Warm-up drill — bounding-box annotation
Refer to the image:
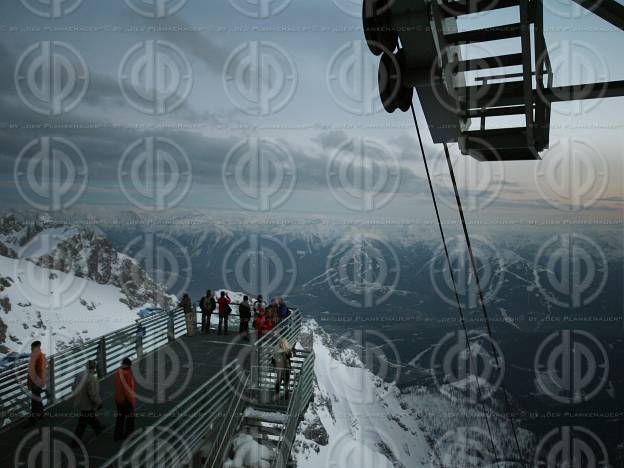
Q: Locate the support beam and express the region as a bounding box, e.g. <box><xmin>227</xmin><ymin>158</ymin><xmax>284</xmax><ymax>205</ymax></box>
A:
<box><xmin>540</xmin><ymin>80</ymin><xmax>624</xmax><ymax>102</ymax></box>
<box><xmin>570</xmin><ymin>0</ymin><xmax>624</xmax><ymax>31</ymax></box>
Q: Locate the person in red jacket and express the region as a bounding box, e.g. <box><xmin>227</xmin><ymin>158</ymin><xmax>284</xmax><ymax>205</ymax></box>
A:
<box><xmin>217</xmin><ymin>291</ymin><xmax>231</xmax><ymax>336</ymax></box>
<box><xmin>254</xmin><ymin>309</ymin><xmax>273</xmax><ymax>338</ymax></box>
<box><xmin>114</xmin><ymin>358</ymin><xmax>136</xmax><ymax>441</ymax></box>
<box><xmin>24</xmin><ymin>340</ymin><xmax>47</xmax><ymax>427</ymax></box>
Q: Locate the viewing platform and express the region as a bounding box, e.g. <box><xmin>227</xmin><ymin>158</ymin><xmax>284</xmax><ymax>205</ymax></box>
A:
<box><xmin>0</xmin><ymin>307</ymin><xmax>314</xmax><ymax>467</ymax></box>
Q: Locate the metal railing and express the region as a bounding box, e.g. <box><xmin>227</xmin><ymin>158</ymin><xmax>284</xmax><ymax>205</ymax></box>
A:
<box><xmin>101</xmin><ymin>360</ymin><xmax>246</xmax><ymax>468</ymax></box>
<box><xmin>0</xmin><ymin>306</ymin><xmax>185</xmax><ymax>428</ymax></box>
<box><xmin>271</xmin><ymin>350</ymin><xmax>315</xmax><ymax>468</ymax></box>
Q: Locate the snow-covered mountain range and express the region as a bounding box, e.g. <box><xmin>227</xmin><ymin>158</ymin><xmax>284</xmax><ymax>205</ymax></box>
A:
<box><xmin>0</xmin><ymin>215</ymin><xmax>175</xmax><ymax>356</ymax></box>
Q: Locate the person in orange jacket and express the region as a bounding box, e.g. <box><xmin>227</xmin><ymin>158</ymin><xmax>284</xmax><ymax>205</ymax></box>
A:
<box><xmin>254</xmin><ymin>309</ymin><xmax>273</xmax><ymax>338</ymax></box>
<box><xmin>24</xmin><ymin>340</ymin><xmax>47</xmax><ymax>427</ymax></box>
<box><xmin>114</xmin><ymin>358</ymin><xmax>136</xmax><ymax>441</ymax></box>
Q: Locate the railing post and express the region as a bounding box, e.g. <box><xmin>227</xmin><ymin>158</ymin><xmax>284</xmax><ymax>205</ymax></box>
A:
<box><xmin>47</xmin><ymin>356</ymin><xmax>55</xmax><ymax>404</ymax></box>
<box><xmin>97</xmin><ymin>337</ymin><xmax>107</xmax><ymax>378</ymax></box>
<box><xmin>167</xmin><ymin>310</ymin><xmax>175</xmax><ymax>342</ymax></box>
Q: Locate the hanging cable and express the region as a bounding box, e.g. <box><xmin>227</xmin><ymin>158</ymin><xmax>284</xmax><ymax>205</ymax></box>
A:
<box><xmin>441</xmin><ymin>142</ymin><xmax>525</xmax><ymax>464</ymax></box>
<box><xmin>409</xmin><ymin>104</ymin><xmax>500</xmax><ymax>464</ymax></box>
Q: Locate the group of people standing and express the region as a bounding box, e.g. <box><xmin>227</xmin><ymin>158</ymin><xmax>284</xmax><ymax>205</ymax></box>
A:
<box><xmin>178</xmin><ymin>291</ymin><xmax>291</xmax><ymax>340</ymax></box>
<box><xmin>23</xmin><ymin>341</ymin><xmax>137</xmax><ymax>446</ymax></box>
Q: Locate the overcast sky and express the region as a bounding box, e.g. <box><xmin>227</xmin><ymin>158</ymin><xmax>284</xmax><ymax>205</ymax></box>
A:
<box><xmin>0</xmin><ymin>0</ymin><xmax>622</xmax><ymax>226</ymax></box>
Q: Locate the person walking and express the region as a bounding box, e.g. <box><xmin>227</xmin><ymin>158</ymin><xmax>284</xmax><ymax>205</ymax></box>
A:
<box><xmin>239</xmin><ymin>295</ymin><xmax>251</xmax><ymax>341</ymax></box>
<box><xmin>217</xmin><ymin>291</ymin><xmax>231</xmax><ymax>336</ymax></box>
<box><xmin>114</xmin><ymin>358</ymin><xmax>136</xmax><ymax>442</ymax></box>
<box><xmin>72</xmin><ymin>360</ymin><xmax>103</xmax><ymax>446</ymax></box>
<box><xmin>200</xmin><ymin>290</ymin><xmax>214</xmax><ymax>334</ymax></box>
<box><xmin>180</xmin><ymin>293</ymin><xmax>195</xmax><ymax>336</ymax></box>
<box><xmin>24</xmin><ymin>340</ymin><xmax>46</xmax><ymax>427</ymax></box>
<box><xmin>272</xmin><ymin>339</ymin><xmax>294</xmax><ymax>400</ymax></box>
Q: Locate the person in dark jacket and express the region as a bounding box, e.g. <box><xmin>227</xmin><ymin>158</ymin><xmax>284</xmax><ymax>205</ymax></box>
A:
<box><xmin>200</xmin><ymin>289</ymin><xmax>214</xmax><ymax>334</ymax></box>
<box><xmin>179</xmin><ymin>293</ymin><xmax>195</xmax><ymax>336</ymax></box>
<box><xmin>277</xmin><ymin>298</ymin><xmax>289</xmax><ymax>323</ymax></box>
<box><xmin>73</xmin><ymin>360</ymin><xmax>103</xmax><ymax>445</ymax></box>
<box><xmin>217</xmin><ymin>291</ymin><xmax>231</xmax><ymax>335</ymax></box>
<box><xmin>114</xmin><ymin>358</ymin><xmax>136</xmax><ymax>441</ymax></box>
<box><xmin>238</xmin><ymin>296</ymin><xmax>251</xmax><ymax>340</ymax></box>
<box><xmin>23</xmin><ymin>340</ymin><xmax>46</xmax><ymax>427</ymax></box>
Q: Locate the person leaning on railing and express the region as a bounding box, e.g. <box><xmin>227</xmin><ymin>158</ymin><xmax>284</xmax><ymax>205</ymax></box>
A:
<box><xmin>238</xmin><ymin>296</ymin><xmax>251</xmax><ymax>341</ymax></box>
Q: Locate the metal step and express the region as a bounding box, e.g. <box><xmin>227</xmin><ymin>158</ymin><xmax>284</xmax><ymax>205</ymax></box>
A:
<box><xmin>466</xmin><ymin>147</ymin><xmax>540</xmax><ymax>161</ymax></box>
<box><xmin>456</xmin><ymin>80</ymin><xmax>525</xmax><ymax>107</ymax></box>
<box><xmin>464</xmin><ymin>105</ymin><xmax>527</xmax><ymax>118</ymax></box>
<box><xmin>440</xmin><ymin>0</ymin><xmax>520</xmax><ymax>17</ymax></box>
<box><xmin>455</xmin><ymin>53</ymin><xmax>523</xmax><ymax>72</ymax></box>
<box><xmin>462</xmin><ymin>127</ymin><xmax>528</xmax><ymax>149</ymax></box>
<box><xmin>445</xmin><ymin>23</ymin><xmax>521</xmax><ymax>44</ymax></box>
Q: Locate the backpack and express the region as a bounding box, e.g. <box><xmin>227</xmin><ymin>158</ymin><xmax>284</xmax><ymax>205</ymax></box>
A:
<box><xmin>209</xmin><ymin>297</ymin><xmax>216</xmax><ymax>311</ymax></box>
<box><xmin>199</xmin><ymin>296</ymin><xmax>206</xmax><ymax>311</ymax></box>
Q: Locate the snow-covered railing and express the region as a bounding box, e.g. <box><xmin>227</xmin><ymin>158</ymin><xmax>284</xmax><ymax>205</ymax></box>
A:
<box><xmin>0</xmin><ymin>306</ymin><xmax>185</xmax><ymax>428</ymax></box>
<box><xmin>271</xmin><ymin>350</ymin><xmax>315</xmax><ymax>468</ymax></box>
<box><xmin>100</xmin><ymin>360</ymin><xmax>247</xmax><ymax>468</ymax></box>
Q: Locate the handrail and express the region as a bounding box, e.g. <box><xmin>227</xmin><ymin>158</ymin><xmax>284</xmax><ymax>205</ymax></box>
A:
<box><xmin>0</xmin><ymin>306</ymin><xmax>184</xmax><ymax>429</ymax></box>
<box><xmin>101</xmin><ymin>360</ymin><xmax>243</xmax><ymax>468</ymax></box>
<box><xmin>270</xmin><ymin>350</ymin><xmax>315</xmax><ymax>468</ymax></box>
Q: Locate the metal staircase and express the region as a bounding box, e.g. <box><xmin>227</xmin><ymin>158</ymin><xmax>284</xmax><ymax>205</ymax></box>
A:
<box><xmin>364</xmin><ymin>0</ymin><xmax>624</xmax><ymax>162</ymax></box>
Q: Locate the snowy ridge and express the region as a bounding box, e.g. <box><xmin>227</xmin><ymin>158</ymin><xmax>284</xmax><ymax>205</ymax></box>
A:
<box><xmin>293</xmin><ymin>320</ymin><xmax>535</xmax><ymax>467</ymax></box>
